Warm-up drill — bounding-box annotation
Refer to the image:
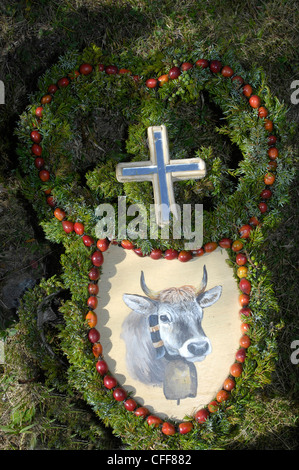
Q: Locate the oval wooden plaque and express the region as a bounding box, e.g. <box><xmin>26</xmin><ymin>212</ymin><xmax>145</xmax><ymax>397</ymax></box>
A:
<box><xmin>95</xmin><ymin>245</ymin><xmax>240</xmax><ymax>421</ymax></box>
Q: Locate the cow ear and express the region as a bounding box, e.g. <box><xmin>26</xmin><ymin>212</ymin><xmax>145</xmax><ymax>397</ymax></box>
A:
<box><xmin>122</xmin><ymin>294</ymin><xmax>156</xmax><ymax>315</ymax></box>
<box><xmin>196</xmin><ymin>286</ymin><xmax>222</xmax><ymax>308</ymax></box>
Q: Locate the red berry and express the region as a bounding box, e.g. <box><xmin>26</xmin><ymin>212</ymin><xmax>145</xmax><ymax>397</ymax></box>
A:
<box><xmin>204</xmin><ymin>241</ymin><xmax>218</xmax><ymax>252</ymax></box>
<box><xmin>230</xmin><ymin>362</ymin><xmax>243</xmax><ymax>377</ymax></box>
<box><xmin>241</xmin><ymin>322</ymin><xmax>250</xmax><ymax>333</ymax></box>
<box><xmin>32</xmin><ymin>144</ymin><xmax>42</xmax><ymax>156</ymax></box>
<box><xmin>34</xmin><ymin>157</ymin><xmax>44</xmax><ymax>169</ymax></box>
<box><xmin>30</xmin><ymin>130</ymin><xmax>42</xmax><ymax>143</ymax></box>
<box><xmin>239</xmin><ymin>293</ymin><xmax>250</xmax><ymax>307</ymax></box>
<box><xmin>231</xmin><ymin>75</ymin><xmax>244</xmax><ymax>86</ymax></box>
<box><xmin>239</xmin><ymin>224</ymin><xmax>252</xmax><ymax>239</ymax></box>
<box><xmin>264</xmin><ymin>119</ymin><xmax>273</xmax><ymax>132</ymax></box>
<box><xmin>88</xmin><ymin>283</ymin><xmax>99</xmax><ymax>295</ymax></box>
<box><xmin>150</xmin><ymin>248</ymin><xmax>163</xmax><ymax>260</ymax></box>
<box><xmin>133</xmin><ymin>248</ymin><xmax>146</xmax><ymax>257</ymax></box>
<box><xmin>147</xmin><ymin>415</ymin><xmax>162</xmax><ymax>428</ymax></box>
<box><xmin>260</xmin><ymin>189</ymin><xmax>272</xmax><ymax>199</ymax></box>
<box><xmin>74</xmin><ymin>222</ymin><xmax>85</xmax><ymax>235</ymax></box>
<box><xmin>221</xmin><ymin>65</ymin><xmax>234</xmax><ymax>77</ymax></box>
<box><xmin>195</xmin><ymin>408</ymin><xmax>209</xmax><ymax>423</ymax></box>
<box><xmin>119</xmin><ymin>68</ymin><xmax>131</xmax><ymax>75</ymax></box>
<box><xmin>62</xmin><ymin>220</ymin><xmax>74</xmax><ymax>233</ymax></box>
<box><xmin>178</xmin><ymin>422</ymin><xmax>193</xmax><ymax>434</ymax></box>
<box><xmin>87</xmin><ymin>296</ymin><xmax>98</xmax><ymax>310</ymax></box>
<box><xmin>47</xmin><ymin>84</ymin><xmax>58</xmax><ymax>94</ymax></box>
<box><xmin>124</xmin><ymin>398</ymin><xmax>137</xmax><ymax>411</ymax></box>
<box><xmin>68</xmin><ymin>70</ymin><xmax>80</xmax><ymax>80</ymax></box>
<box><xmin>264</xmin><ymin>173</ymin><xmax>276</xmax><ymax>185</ymax></box>
<box><xmin>86</xmin><ymin>311</ymin><xmax>97</xmax><ymax>329</ymax></box>
<box><xmin>164</xmin><ymin>248</ymin><xmax>178</xmax><ymax>260</ymax></box>
<box><xmin>57</xmin><ymin>77</ymin><xmax>70</xmax><ymax>88</ymax></box>
<box><xmin>249</xmin><ymin>216</ymin><xmax>260</xmax><ymax>227</ymax></box>
<box><xmin>79</xmin><ymin>63</ymin><xmax>93</xmax><ymax>75</ymax></box>
<box><xmin>92</xmin><ymin>342</ymin><xmax>103</xmax><ymax>358</ymax></box>
<box><xmin>191</xmin><ymin>248</ymin><xmax>204</xmax><ymax>257</ymax></box>
<box><xmin>96</xmin><ymin>238</ymin><xmax>109</xmax><ymax>252</ymax></box>
<box><xmin>210</xmin><ymin>60</ymin><xmax>222</xmax><ymax>73</ymax></box>
<box><xmin>82</xmin><ymin>235</ymin><xmax>94</xmax><ymax>246</ymax></box>
<box><xmin>195</xmin><ymin>59</ymin><xmax>209</xmax><ymax>68</ymax></box>
<box><xmin>98</xmin><ymin>64</ymin><xmax>105</xmax><ymax>72</ymax></box>
<box><xmin>239</xmin><ymin>278</ymin><xmax>251</xmax><ymax>294</ymax></box>
<box><xmin>235</xmin><ymin>348</ymin><xmax>247</xmax><ymax>363</ymax></box>
<box><xmin>121</xmin><ymin>239</ymin><xmax>134</xmax><ymax>249</ymax></box>
<box><xmin>178</xmin><ymin>250</ymin><xmax>192</xmax><ymax>262</ymax></box>
<box><xmin>258</xmin><ymin>106</ymin><xmax>268</xmax><ymax>118</ymax></box>
<box><xmin>267</xmin><ymin>135</ymin><xmax>277</xmax><ymax>146</ymax></box>
<box><xmin>181</xmin><ymin>62</ymin><xmax>193</xmax><ymax>71</ymax></box>
<box><xmin>96</xmin><ymin>359</ymin><xmax>108</xmax><ymax>375</ymax></box>
<box><xmin>35</xmin><ymin>106</ymin><xmax>43</xmax><ymax>117</ymax></box>
<box><xmin>158</xmin><ymin>74</ymin><xmax>169</xmax><ymax>86</ymax></box>
<box><xmin>231</xmin><ymin>240</ymin><xmax>243</xmax><ymax>252</ymax></box>
<box><xmin>103</xmin><ymin>375</ymin><xmax>117</xmax><ymax>389</ymax></box>
<box><xmin>267</xmin><ymin>147</ymin><xmax>279</xmax><ymax>160</ymax></box>
<box><xmin>236</xmin><ymin>253</ymin><xmax>247</xmax><ymax>266</ymax></box>
<box><xmin>88</xmin><ymin>328</ymin><xmax>100</xmax><ymax>344</ymax></box>
<box><xmin>268</xmin><ymin>160</ymin><xmax>277</xmax><ymax>171</ymax></box>
<box><xmin>239</xmin><ymin>307</ymin><xmax>251</xmax><ymax>318</ymax></box>
<box><xmin>91</xmin><ymin>251</ymin><xmax>104</xmax><ymax>267</ymax></box>
<box><xmin>223</xmin><ymin>377</ymin><xmax>235</xmax><ymax>391</ymax></box>
<box><xmin>105</xmin><ymin>65</ymin><xmax>118</xmax><ymax>75</ymax></box>
<box><xmin>162</xmin><ymin>422</ymin><xmax>176</xmax><ymax>435</ymax></box>
<box><xmin>242</xmin><ymin>84</ymin><xmax>252</xmax><ymax>97</ymax></box>
<box><xmin>169</xmin><ymin>66</ymin><xmax>181</xmax><ymax>79</ymax></box>
<box><xmin>88</xmin><ymin>267</ymin><xmax>100</xmax><ymax>281</ymax></box>
<box><xmin>134</xmin><ymin>407</ymin><xmax>149</xmax><ymax>418</ymax></box>
<box><xmin>39</xmin><ymin>169</ymin><xmax>50</xmax><ymax>182</ymax></box>
<box><xmin>208</xmin><ymin>401</ymin><xmax>219</xmax><ymax>413</ymax></box>
<box><xmin>46</xmin><ymin>196</ymin><xmax>55</xmax><ymax>207</ymax></box>
<box><xmin>240</xmin><ymin>335</ymin><xmax>251</xmax><ymax>348</ymax></box>
<box><xmin>146</xmin><ymin>78</ymin><xmax>158</xmax><ymax>88</ymax></box>
<box><xmin>54</xmin><ymin>208</ymin><xmax>66</xmax><ymax>221</ymax></box>
<box><xmin>249</xmin><ymin>95</ymin><xmax>261</xmax><ymax>108</ymax></box>
<box><xmin>216</xmin><ymin>389</ymin><xmax>229</xmax><ymax>402</ymax></box>
<box><xmin>259</xmin><ymin>202</ymin><xmax>268</xmax><ymax>213</ymax></box>
<box><xmin>41</xmin><ymin>94</ymin><xmax>52</xmax><ymax>105</ymax></box>
<box><xmin>218</xmin><ymin>238</ymin><xmax>232</xmax><ymax>249</ymax></box>
<box><xmin>113</xmin><ymin>387</ymin><xmax>127</xmax><ymax>401</ymax></box>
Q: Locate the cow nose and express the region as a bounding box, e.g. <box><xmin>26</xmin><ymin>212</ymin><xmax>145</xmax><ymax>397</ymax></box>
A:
<box><xmin>187</xmin><ymin>341</ymin><xmax>209</xmax><ymax>357</ymax></box>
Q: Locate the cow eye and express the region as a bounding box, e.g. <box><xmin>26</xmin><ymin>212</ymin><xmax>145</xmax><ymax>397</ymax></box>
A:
<box><xmin>160</xmin><ymin>314</ymin><xmax>171</xmax><ymax>323</ymax></box>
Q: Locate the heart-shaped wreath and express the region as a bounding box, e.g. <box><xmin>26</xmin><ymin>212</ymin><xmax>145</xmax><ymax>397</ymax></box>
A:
<box><xmin>15</xmin><ymin>44</ymin><xmax>295</xmax><ymax>449</ymax></box>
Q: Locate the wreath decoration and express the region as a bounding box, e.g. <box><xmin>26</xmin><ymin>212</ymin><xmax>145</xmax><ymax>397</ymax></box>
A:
<box><xmin>15</xmin><ymin>44</ymin><xmax>295</xmax><ymax>449</ymax></box>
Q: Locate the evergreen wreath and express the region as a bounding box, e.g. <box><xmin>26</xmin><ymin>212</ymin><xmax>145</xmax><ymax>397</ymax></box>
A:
<box><xmin>15</xmin><ymin>43</ymin><xmax>295</xmax><ymax>449</ymax></box>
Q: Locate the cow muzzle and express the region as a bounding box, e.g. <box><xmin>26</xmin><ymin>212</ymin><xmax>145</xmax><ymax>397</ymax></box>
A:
<box><xmin>178</xmin><ymin>338</ymin><xmax>212</xmax><ymax>362</ymax></box>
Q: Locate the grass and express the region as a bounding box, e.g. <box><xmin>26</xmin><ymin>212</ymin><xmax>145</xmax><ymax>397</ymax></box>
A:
<box><xmin>0</xmin><ymin>0</ymin><xmax>298</xmax><ymax>450</ymax></box>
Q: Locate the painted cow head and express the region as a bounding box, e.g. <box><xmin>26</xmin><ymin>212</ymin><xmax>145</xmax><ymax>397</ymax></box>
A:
<box><xmin>122</xmin><ymin>266</ymin><xmax>222</xmax><ymax>363</ymax></box>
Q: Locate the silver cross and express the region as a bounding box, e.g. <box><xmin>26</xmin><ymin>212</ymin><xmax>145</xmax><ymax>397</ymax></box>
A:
<box><xmin>116</xmin><ymin>125</ymin><xmax>206</xmax><ymax>227</ymax></box>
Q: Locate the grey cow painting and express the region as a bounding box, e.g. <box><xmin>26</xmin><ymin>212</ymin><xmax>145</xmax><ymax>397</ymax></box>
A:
<box><xmin>121</xmin><ymin>266</ymin><xmax>222</xmax><ymax>404</ymax></box>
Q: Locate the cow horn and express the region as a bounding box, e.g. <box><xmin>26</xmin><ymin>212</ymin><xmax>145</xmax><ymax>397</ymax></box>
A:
<box><xmin>196</xmin><ymin>265</ymin><xmax>208</xmax><ymax>295</ymax></box>
<box><xmin>140</xmin><ymin>271</ymin><xmax>160</xmax><ymax>299</ymax></box>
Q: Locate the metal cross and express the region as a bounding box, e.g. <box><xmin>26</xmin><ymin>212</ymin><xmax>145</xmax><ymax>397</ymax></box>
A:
<box><xmin>116</xmin><ymin>125</ymin><xmax>206</xmax><ymax>227</ymax></box>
